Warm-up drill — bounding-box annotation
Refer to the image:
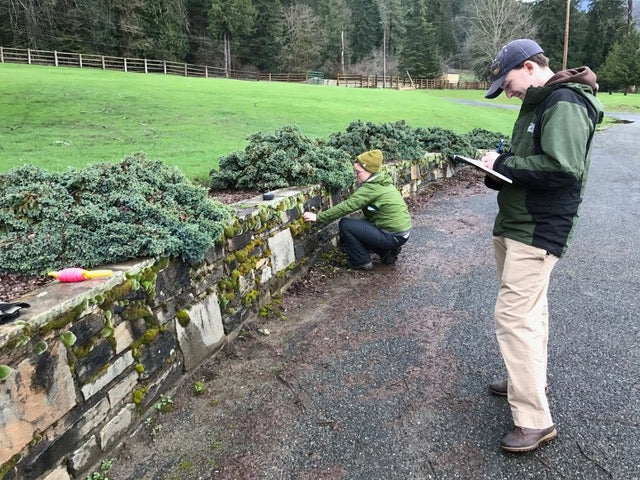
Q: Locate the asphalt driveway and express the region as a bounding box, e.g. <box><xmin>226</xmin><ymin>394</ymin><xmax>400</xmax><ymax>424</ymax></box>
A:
<box><xmin>109</xmin><ymin>112</ymin><xmax>640</xmax><ymax>480</ymax></box>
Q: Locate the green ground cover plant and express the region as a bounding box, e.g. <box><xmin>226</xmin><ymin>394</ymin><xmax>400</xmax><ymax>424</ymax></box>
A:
<box><xmin>0</xmin><ymin>154</ymin><xmax>233</xmax><ymax>274</ymax></box>
<box><xmin>210</xmin><ymin>125</ymin><xmax>355</xmax><ymax>192</ymax></box>
<box><xmin>210</xmin><ymin>121</ymin><xmax>507</xmax><ymax>192</ymax></box>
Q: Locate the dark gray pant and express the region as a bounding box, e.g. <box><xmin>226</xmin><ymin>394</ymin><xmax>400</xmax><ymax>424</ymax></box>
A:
<box><xmin>338</xmin><ymin>217</ymin><xmax>407</xmax><ymax>267</ymax></box>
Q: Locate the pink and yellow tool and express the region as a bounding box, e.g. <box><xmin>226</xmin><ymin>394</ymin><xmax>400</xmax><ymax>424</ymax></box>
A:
<box><xmin>48</xmin><ymin>268</ymin><xmax>113</xmax><ymax>283</ymax></box>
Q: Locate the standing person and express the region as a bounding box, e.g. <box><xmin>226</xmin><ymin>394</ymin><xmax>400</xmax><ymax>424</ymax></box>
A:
<box><xmin>303</xmin><ymin>149</ymin><xmax>411</xmax><ymax>270</ymax></box>
<box><xmin>480</xmin><ymin>39</ymin><xmax>604</xmax><ymax>452</ymax></box>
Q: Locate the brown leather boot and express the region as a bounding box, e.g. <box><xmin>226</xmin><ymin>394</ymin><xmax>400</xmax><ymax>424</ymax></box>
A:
<box><xmin>500</xmin><ymin>426</ymin><xmax>557</xmax><ymax>452</ymax></box>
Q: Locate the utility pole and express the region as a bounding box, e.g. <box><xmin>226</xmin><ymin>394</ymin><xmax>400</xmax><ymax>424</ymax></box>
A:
<box><xmin>563</xmin><ymin>0</ymin><xmax>570</xmax><ymax>70</ymax></box>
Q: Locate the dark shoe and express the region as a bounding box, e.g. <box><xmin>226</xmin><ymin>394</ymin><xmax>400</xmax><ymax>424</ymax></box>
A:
<box><xmin>381</xmin><ymin>247</ymin><xmax>402</xmax><ymax>265</ymax></box>
<box><xmin>0</xmin><ymin>302</ymin><xmax>30</xmax><ymax>325</ymax></box>
<box><xmin>489</xmin><ymin>379</ymin><xmax>508</xmax><ymax>397</ymax></box>
<box><xmin>500</xmin><ymin>426</ymin><xmax>557</xmax><ymax>452</ymax></box>
<box><xmin>352</xmin><ymin>261</ymin><xmax>373</xmax><ymax>271</ymax></box>
<box><xmin>489</xmin><ymin>379</ymin><xmax>549</xmax><ymax>397</ymax></box>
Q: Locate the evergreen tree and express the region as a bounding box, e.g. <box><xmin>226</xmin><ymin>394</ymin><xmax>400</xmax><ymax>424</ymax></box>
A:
<box><xmin>449</xmin><ymin>0</ymin><xmax>472</xmax><ymax>70</ymax></box>
<box><xmin>374</xmin><ymin>0</ymin><xmax>405</xmax><ymax>77</ymax></box>
<box><xmin>114</xmin><ymin>0</ymin><xmax>149</xmax><ymax>57</ymax></box>
<box><xmin>425</xmin><ymin>0</ymin><xmax>456</xmax><ymax>62</ymax></box>
<box><xmin>0</xmin><ymin>0</ymin><xmax>636</xmax><ymax>77</ymax></box>
<box><xmin>239</xmin><ymin>0</ymin><xmax>285</xmax><ymax>71</ymax></box>
<box><xmin>35</xmin><ymin>0</ymin><xmax>119</xmax><ymax>54</ymax></box>
<box><xmin>346</xmin><ymin>0</ymin><xmax>383</xmax><ymax>63</ymax></box>
<box><xmin>565</xmin><ymin>7</ymin><xmax>590</xmax><ymax>68</ymax></box>
<box><xmin>378</xmin><ymin>0</ymin><xmax>405</xmax><ymax>57</ymax></box>
<box><xmin>208</xmin><ymin>0</ymin><xmax>257</xmax><ymax>75</ymax></box>
<box><xmin>185</xmin><ymin>0</ymin><xmax>217</xmax><ymax>64</ymax></box>
<box><xmin>533</xmin><ymin>0</ymin><xmax>586</xmax><ymax>70</ymax></box>
<box><xmin>585</xmin><ymin>0</ymin><xmax>627</xmax><ymax>70</ymax></box>
<box><xmin>315</xmin><ymin>0</ymin><xmax>352</xmax><ymax>73</ymax></box>
<box><xmin>398</xmin><ymin>0</ymin><xmax>441</xmax><ymax>78</ymax></box>
<box><xmin>598</xmin><ymin>29</ymin><xmax>640</xmax><ymax>93</ymax></box>
<box><xmin>73</xmin><ymin>0</ymin><xmax>121</xmax><ymax>55</ymax></box>
<box><xmin>140</xmin><ymin>0</ymin><xmax>189</xmax><ymax>61</ymax></box>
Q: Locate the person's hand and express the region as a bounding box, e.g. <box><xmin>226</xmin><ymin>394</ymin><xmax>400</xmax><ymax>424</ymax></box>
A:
<box><xmin>481</xmin><ymin>151</ymin><xmax>500</xmax><ymax>169</ymax></box>
<box><xmin>303</xmin><ymin>212</ymin><xmax>317</xmax><ymax>222</ymax></box>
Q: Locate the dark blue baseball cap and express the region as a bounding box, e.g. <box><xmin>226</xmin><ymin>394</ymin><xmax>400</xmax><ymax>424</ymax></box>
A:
<box><xmin>485</xmin><ymin>39</ymin><xmax>544</xmax><ymax>99</ymax></box>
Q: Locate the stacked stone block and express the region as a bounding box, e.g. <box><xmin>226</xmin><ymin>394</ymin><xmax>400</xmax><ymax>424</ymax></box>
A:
<box><xmin>0</xmin><ymin>154</ymin><xmax>459</xmax><ymax>479</ymax></box>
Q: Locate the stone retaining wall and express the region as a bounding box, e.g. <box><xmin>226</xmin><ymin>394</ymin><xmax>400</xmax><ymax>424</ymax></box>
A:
<box><xmin>0</xmin><ymin>154</ymin><xmax>462</xmax><ymax>479</ymax></box>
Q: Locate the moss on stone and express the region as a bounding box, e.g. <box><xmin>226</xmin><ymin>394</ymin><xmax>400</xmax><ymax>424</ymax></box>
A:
<box><xmin>84</xmin><ymin>362</ymin><xmax>111</xmax><ymax>385</ymax></box>
<box><xmin>0</xmin><ymin>454</ymin><xmax>22</xmax><ymax>479</ymax></box>
<box><xmin>243</xmin><ymin>289</ymin><xmax>259</xmax><ymax>306</ymax></box>
<box><xmin>73</xmin><ymin>339</ymin><xmax>95</xmax><ymax>359</ymax></box>
<box><xmin>121</xmin><ymin>301</ymin><xmax>154</xmax><ymax>323</ymax></box>
<box><xmin>100</xmin><ymin>280</ymin><xmax>134</xmax><ymax>310</ymax></box>
<box><xmin>133</xmin><ymin>385</ymin><xmax>149</xmax><ymax>405</ymax></box>
<box><xmin>176</xmin><ymin>309</ymin><xmax>191</xmax><ymax>328</ymax></box>
<box><xmin>153</xmin><ymin>257</ymin><xmax>170</xmax><ymax>272</ymax></box>
<box><xmin>41</xmin><ymin>299</ymin><xmax>89</xmax><ymax>335</ymax></box>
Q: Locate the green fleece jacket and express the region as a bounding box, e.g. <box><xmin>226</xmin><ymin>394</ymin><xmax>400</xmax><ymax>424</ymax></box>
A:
<box><xmin>317</xmin><ymin>171</ymin><xmax>412</xmax><ymax>233</ymax></box>
<box><xmin>489</xmin><ymin>67</ymin><xmax>604</xmax><ymax>257</ymax></box>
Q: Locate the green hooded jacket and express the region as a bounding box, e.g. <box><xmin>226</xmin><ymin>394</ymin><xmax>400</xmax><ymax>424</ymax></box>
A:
<box><xmin>317</xmin><ymin>170</ymin><xmax>412</xmax><ymax>233</ymax></box>
<box><xmin>490</xmin><ymin>67</ymin><xmax>604</xmax><ymax>257</ymax></box>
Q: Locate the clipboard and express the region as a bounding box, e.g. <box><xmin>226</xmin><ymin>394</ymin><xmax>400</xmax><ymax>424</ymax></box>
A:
<box><xmin>453</xmin><ymin>155</ymin><xmax>513</xmax><ymax>184</ymax></box>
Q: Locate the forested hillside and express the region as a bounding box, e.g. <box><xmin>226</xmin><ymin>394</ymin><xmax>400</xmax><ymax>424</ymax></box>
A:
<box><xmin>1</xmin><ymin>0</ymin><xmax>638</xmax><ymax>90</ymax></box>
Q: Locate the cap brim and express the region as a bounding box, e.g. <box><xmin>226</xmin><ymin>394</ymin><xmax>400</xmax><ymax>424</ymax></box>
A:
<box><xmin>485</xmin><ymin>75</ymin><xmax>506</xmax><ymax>99</ymax></box>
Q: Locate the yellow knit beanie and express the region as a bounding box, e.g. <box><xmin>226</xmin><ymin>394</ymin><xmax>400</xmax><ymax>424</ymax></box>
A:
<box><xmin>356</xmin><ymin>149</ymin><xmax>383</xmax><ymax>173</ymax></box>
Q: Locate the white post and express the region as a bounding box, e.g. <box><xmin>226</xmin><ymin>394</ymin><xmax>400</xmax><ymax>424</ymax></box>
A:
<box><xmin>341</xmin><ymin>30</ymin><xmax>345</xmax><ymax>76</ymax></box>
<box><xmin>382</xmin><ymin>28</ymin><xmax>386</xmax><ymax>89</ymax></box>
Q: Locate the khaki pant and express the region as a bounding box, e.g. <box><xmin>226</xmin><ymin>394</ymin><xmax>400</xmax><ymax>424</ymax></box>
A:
<box><xmin>493</xmin><ymin>236</ymin><xmax>558</xmax><ymax>429</ymax></box>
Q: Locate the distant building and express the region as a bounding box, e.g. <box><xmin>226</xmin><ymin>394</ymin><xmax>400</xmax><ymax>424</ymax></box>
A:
<box><xmin>443</xmin><ymin>73</ymin><xmax>459</xmax><ymax>87</ymax></box>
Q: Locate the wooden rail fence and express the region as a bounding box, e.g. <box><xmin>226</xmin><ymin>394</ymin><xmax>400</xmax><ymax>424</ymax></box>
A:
<box><xmin>0</xmin><ymin>46</ymin><xmax>489</xmax><ymax>90</ymax></box>
<box><xmin>0</xmin><ymin>46</ymin><xmax>312</xmax><ymax>83</ymax></box>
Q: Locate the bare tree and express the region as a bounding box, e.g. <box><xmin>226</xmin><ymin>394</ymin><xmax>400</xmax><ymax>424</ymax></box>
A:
<box><xmin>6</xmin><ymin>0</ymin><xmax>57</xmax><ymax>48</ymax></box>
<box><xmin>465</xmin><ymin>0</ymin><xmax>537</xmax><ymax>78</ymax></box>
<box><xmin>279</xmin><ymin>2</ymin><xmax>323</xmax><ymax>71</ymax></box>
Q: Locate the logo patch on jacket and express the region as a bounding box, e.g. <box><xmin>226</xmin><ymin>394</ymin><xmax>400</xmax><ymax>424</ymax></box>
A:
<box><xmin>527</xmin><ymin>122</ymin><xmax>535</xmax><ymax>133</ymax></box>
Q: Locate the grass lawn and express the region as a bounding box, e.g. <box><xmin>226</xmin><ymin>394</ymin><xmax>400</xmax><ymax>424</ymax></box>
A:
<box><xmin>1</xmin><ymin>63</ymin><xmax>636</xmax><ymax>182</ymax></box>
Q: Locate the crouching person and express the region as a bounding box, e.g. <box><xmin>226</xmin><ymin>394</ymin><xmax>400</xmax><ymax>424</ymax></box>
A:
<box><xmin>303</xmin><ymin>149</ymin><xmax>411</xmax><ymax>271</ymax></box>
